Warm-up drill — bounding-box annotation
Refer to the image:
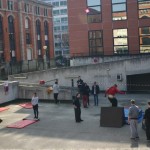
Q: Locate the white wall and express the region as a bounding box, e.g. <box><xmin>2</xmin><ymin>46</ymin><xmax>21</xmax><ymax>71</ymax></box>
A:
<box><xmin>0</xmin><ymin>81</ymin><xmax>19</xmax><ymax>104</ymax></box>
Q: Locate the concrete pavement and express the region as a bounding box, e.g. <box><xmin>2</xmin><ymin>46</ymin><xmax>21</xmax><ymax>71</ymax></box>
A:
<box><xmin>0</xmin><ymin>93</ymin><xmax>150</xmax><ymax>150</ymax></box>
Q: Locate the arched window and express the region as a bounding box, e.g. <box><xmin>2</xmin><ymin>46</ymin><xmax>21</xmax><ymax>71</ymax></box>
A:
<box><xmin>25</xmin><ymin>17</ymin><xmax>29</xmax><ymax>29</ymax></box>
<box><xmin>36</xmin><ymin>20</ymin><xmax>41</xmax><ymax>34</ymax></box>
<box><xmin>44</xmin><ymin>21</ymin><xmax>48</xmax><ymax>35</ymax></box>
<box><xmin>36</xmin><ymin>20</ymin><xmax>41</xmax><ymax>57</ymax></box>
<box><xmin>8</xmin><ymin>16</ymin><xmax>16</xmax><ymax>59</ymax></box>
<box><xmin>8</xmin><ymin>16</ymin><xmax>14</xmax><ymax>33</ymax></box>
<box><xmin>0</xmin><ymin>15</ymin><xmax>4</xmax><ymax>62</ymax></box>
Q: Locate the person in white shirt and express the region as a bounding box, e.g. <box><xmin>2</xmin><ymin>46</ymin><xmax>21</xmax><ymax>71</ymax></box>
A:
<box><xmin>3</xmin><ymin>81</ymin><xmax>9</xmax><ymax>95</ymax></box>
<box><xmin>31</xmin><ymin>93</ymin><xmax>39</xmax><ymax>119</ymax></box>
<box><xmin>53</xmin><ymin>81</ymin><xmax>60</xmax><ymax>104</ymax></box>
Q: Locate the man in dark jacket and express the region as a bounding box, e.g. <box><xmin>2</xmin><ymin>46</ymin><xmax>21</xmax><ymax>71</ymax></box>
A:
<box><xmin>77</xmin><ymin>76</ymin><xmax>83</xmax><ymax>93</ymax></box>
<box><xmin>73</xmin><ymin>93</ymin><xmax>83</xmax><ymax>123</ymax></box>
<box><xmin>92</xmin><ymin>82</ymin><xmax>100</xmax><ymax>106</ymax></box>
<box><xmin>144</xmin><ymin>102</ymin><xmax>150</xmax><ymax>141</ymax></box>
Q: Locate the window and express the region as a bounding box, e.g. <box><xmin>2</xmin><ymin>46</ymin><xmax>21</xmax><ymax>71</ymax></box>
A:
<box><xmin>54</xmin><ymin>26</ymin><xmax>61</xmax><ymax>32</ymax></box>
<box><xmin>60</xmin><ymin>9</ymin><xmax>67</xmax><ymax>15</ymax></box>
<box><xmin>60</xmin><ymin>1</ymin><xmax>67</xmax><ymax>6</ymax></box>
<box><xmin>26</xmin><ymin>33</ymin><xmax>31</xmax><ymax>44</ymax></box>
<box><xmin>138</xmin><ymin>0</ymin><xmax>150</xmax><ymax>18</ymax></box>
<box><xmin>62</xmin><ymin>33</ymin><xmax>69</xmax><ymax>48</ymax></box>
<box><xmin>61</xmin><ymin>17</ymin><xmax>68</xmax><ymax>23</ymax></box>
<box><xmin>25</xmin><ymin>18</ymin><xmax>29</xmax><ymax>29</ymax></box>
<box><xmin>139</xmin><ymin>27</ymin><xmax>150</xmax><ymax>53</ymax></box>
<box><xmin>53</xmin><ymin>10</ymin><xmax>59</xmax><ymax>15</ymax></box>
<box><xmin>24</xmin><ymin>3</ymin><xmax>29</xmax><ymax>13</ymax></box>
<box><xmin>35</xmin><ymin>6</ymin><xmax>40</xmax><ymax>15</ymax></box>
<box><xmin>54</xmin><ymin>34</ymin><xmax>61</xmax><ymax>41</ymax></box>
<box><xmin>0</xmin><ymin>0</ymin><xmax>2</xmax><ymax>8</ymax></box>
<box><xmin>53</xmin><ymin>18</ymin><xmax>61</xmax><ymax>24</ymax></box>
<box><xmin>112</xmin><ymin>0</ymin><xmax>127</xmax><ymax>20</ymax></box>
<box><xmin>0</xmin><ymin>15</ymin><xmax>4</xmax><ymax>59</ymax></box>
<box><xmin>8</xmin><ymin>16</ymin><xmax>16</xmax><ymax>59</ymax></box>
<box><xmin>44</xmin><ymin>21</ymin><xmax>49</xmax><ymax>35</ymax></box>
<box><xmin>88</xmin><ymin>30</ymin><xmax>103</xmax><ymax>55</ymax></box>
<box><xmin>8</xmin><ymin>0</ymin><xmax>13</xmax><ymax>10</ymax></box>
<box><xmin>87</xmin><ymin>0</ymin><xmax>101</xmax><ymax>23</ymax></box>
<box><xmin>52</xmin><ymin>2</ymin><xmax>59</xmax><ymax>7</ymax></box>
<box><xmin>36</xmin><ymin>20</ymin><xmax>42</xmax><ymax>57</ymax></box>
<box><xmin>44</xmin><ymin>8</ymin><xmax>48</xmax><ymax>16</ymax></box>
<box><xmin>61</xmin><ymin>25</ymin><xmax>68</xmax><ymax>31</ymax></box>
<box><xmin>113</xmin><ymin>29</ymin><xmax>128</xmax><ymax>54</ymax></box>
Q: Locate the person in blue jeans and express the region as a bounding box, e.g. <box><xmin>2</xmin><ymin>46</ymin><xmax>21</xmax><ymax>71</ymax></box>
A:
<box><xmin>92</xmin><ymin>82</ymin><xmax>100</xmax><ymax>106</ymax></box>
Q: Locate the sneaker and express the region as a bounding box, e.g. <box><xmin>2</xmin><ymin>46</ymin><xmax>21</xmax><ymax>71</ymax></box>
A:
<box><xmin>80</xmin><ymin>119</ymin><xmax>84</xmax><ymax>121</ymax></box>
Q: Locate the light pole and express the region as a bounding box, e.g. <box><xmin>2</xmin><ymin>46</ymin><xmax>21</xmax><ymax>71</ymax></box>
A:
<box><xmin>43</xmin><ymin>45</ymin><xmax>50</xmax><ymax>69</ymax></box>
<box><xmin>43</xmin><ymin>45</ymin><xmax>47</xmax><ymax>69</ymax></box>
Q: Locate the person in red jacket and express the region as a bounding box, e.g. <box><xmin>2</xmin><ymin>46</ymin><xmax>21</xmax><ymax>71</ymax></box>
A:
<box><xmin>105</xmin><ymin>84</ymin><xmax>125</xmax><ymax>107</ymax></box>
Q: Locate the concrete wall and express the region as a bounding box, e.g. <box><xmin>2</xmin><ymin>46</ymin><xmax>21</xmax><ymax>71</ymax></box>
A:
<box><xmin>18</xmin><ymin>85</ymin><xmax>76</xmax><ymax>101</ymax></box>
<box><xmin>0</xmin><ymin>81</ymin><xmax>19</xmax><ymax>104</ymax></box>
<box><xmin>8</xmin><ymin>57</ymin><xmax>150</xmax><ymax>91</ymax></box>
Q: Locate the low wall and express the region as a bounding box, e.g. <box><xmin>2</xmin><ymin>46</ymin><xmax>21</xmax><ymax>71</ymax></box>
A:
<box><xmin>18</xmin><ymin>85</ymin><xmax>77</xmax><ymax>102</ymax></box>
<box><xmin>0</xmin><ymin>81</ymin><xmax>19</xmax><ymax>104</ymax></box>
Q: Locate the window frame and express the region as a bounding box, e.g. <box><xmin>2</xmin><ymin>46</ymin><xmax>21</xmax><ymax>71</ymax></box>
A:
<box><xmin>86</xmin><ymin>0</ymin><xmax>102</xmax><ymax>23</ymax></box>
<box><xmin>138</xmin><ymin>0</ymin><xmax>150</xmax><ymax>19</ymax></box>
<box><xmin>139</xmin><ymin>26</ymin><xmax>150</xmax><ymax>54</ymax></box>
<box><xmin>88</xmin><ymin>30</ymin><xmax>103</xmax><ymax>56</ymax></box>
<box><xmin>111</xmin><ymin>0</ymin><xmax>127</xmax><ymax>21</ymax></box>
<box><xmin>113</xmin><ymin>28</ymin><xmax>129</xmax><ymax>55</ymax></box>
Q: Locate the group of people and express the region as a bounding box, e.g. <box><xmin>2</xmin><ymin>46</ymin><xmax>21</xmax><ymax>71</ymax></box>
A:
<box><xmin>77</xmin><ymin>76</ymin><xmax>125</xmax><ymax>108</ymax></box>
<box><xmin>1</xmin><ymin>78</ymin><xmax>150</xmax><ymax>142</ymax></box>
<box><xmin>74</xmin><ymin>76</ymin><xmax>150</xmax><ymax>141</ymax></box>
<box><xmin>77</xmin><ymin>76</ymin><xmax>100</xmax><ymax>107</ymax></box>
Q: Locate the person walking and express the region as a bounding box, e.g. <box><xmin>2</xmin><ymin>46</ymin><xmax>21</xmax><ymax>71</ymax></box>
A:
<box><xmin>143</xmin><ymin>102</ymin><xmax>150</xmax><ymax>141</ymax></box>
<box><xmin>53</xmin><ymin>81</ymin><xmax>60</xmax><ymax>104</ymax></box>
<box><xmin>105</xmin><ymin>84</ymin><xmax>125</xmax><ymax>107</ymax></box>
<box><xmin>92</xmin><ymin>82</ymin><xmax>100</xmax><ymax>106</ymax></box>
<box><xmin>128</xmin><ymin>99</ymin><xmax>139</xmax><ymax>140</ymax></box>
<box><xmin>73</xmin><ymin>93</ymin><xmax>83</xmax><ymax>123</ymax></box>
<box><xmin>31</xmin><ymin>92</ymin><xmax>39</xmax><ymax>119</ymax></box>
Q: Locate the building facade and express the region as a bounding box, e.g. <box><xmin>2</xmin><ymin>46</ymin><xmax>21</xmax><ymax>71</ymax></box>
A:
<box><xmin>68</xmin><ymin>0</ymin><xmax>150</xmax><ymax>57</ymax></box>
<box><xmin>42</xmin><ymin>0</ymin><xmax>69</xmax><ymax>58</ymax></box>
<box><xmin>0</xmin><ymin>0</ymin><xmax>53</xmax><ymax>78</ymax></box>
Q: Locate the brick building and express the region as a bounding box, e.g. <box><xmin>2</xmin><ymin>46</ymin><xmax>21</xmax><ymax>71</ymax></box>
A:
<box><xmin>68</xmin><ymin>0</ymin><xmax>150</xmax><ymax>57</ymax></box>
<box><xmin>0</xmin><ymin>0</ymin><xmax>53</xmax><ymax>78</ymax></box>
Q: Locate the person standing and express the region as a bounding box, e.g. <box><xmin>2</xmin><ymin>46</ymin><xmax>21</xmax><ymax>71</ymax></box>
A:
<box><xmin>92</xmin><ymin>82</ymin><xmax>100</xmax><ymax>106</ymax></box>
<box><xmin>143</xmin><ymin>102</ymin><xmax>150</xmax><ymax>141</ymax></box>
<box><xmin>105</xmin><ymin>84</ymin><xmax>125</xmax><ymax>107</ymax></box>
<box><xmin>86</xmin><ymin>83</ymin><xmax>91</xmax><ymax>106</ymax></box>
<box><xmin>31</xmin><ymin>92</ymin><xmax>39</xmax><ymax>119</ymax></box>
<box><xmin>77</xmin><ymin>76</ymin><xmax>83</xmax><ymax>93</ymax></box>
<box><xmin>128</xmin><ymin>99</ymin><xmax>139</xmax><ymax>140</ymax></box>
<box><xmin>73</xmin><ymin>93</ymin><xmax>83</xmax><ymax>123</ymax></box>
<box><xmin>53</xmin><ymin>81</ymin><xmax>60</xmax><ymax>104</ymax></box>
<box><xmin>3</xmin><ymin>81</ymin><xmax>9</xmax><ymax>95</ymax></box>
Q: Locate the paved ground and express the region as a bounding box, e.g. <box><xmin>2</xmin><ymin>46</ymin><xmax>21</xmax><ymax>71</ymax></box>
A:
<box><xmin>0</xmin><ymin>93</ymin><xmax>150</xmax><ymax>150</ymax></box>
